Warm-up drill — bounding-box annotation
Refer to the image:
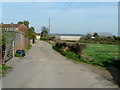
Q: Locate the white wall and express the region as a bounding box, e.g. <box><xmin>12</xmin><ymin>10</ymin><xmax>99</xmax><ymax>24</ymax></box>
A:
<box><xmin>55</xmin><ymin>35</ymin><xmax>81</xmax><ymax>41</ymax></box>
<box><xmin>55</xmin><ymin>35</ymin><xmax>61</xmax><ymax>40</ymax></box>
<box><xmin>36</xmin><ymin>36</ymin><xmax>40</xmax><ymax>40</ymax></box>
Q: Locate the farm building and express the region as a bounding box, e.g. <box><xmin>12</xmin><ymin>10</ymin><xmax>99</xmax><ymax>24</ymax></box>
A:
<box><xmin>55</xmin><ymin>34</ymin><xmax>82</xmax><ymax>41</ymax></box>
<box><xmin>0</xmin><ymin>23</ymin><xmax>29</xmax><ymax>62</ymax></box>
<box><xmin>35</xmin><ymin>33</ymin><xmax>41</xmax><ymax>40</ymax></box>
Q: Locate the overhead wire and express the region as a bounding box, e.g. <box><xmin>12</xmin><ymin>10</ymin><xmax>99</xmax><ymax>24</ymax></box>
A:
<box><xmin>53</xmin><ymin>2</ymin><xmax>73</xmax><ymax>18</ymax></box>
<box><xmin>60</xmin><ymin>2</ymin><xmax>73</xmax><ymax>15</ymax></box>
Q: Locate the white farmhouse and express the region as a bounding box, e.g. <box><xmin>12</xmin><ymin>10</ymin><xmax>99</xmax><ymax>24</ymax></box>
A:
<box><xmin>55</xmin><ymin>34</ymin><xmax>82</xmax><ymax>41</ymax></box>
<box><xmin>35</xmin><ymin>33</ymin><xmax>41</xmax><ymax>40</ymax></box>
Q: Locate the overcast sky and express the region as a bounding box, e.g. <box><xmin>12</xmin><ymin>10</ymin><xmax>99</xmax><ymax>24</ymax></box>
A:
<box><xmin>2</xmin><ymin>2</ymin><xmax>118</xmax><ymax>35</ymax></box>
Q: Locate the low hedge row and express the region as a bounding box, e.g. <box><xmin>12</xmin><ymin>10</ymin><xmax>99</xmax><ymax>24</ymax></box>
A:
<box><xmin>40</xmin><ymin>36</ymin><xmax>55</xmax><ymax>41</ymax></box>
<box><xmin>53</xmin><ymin>45</ymin><xmax>87</xmax><ymax>63</ymax></box>
<box><xmin>53</xmin><ymin>42</ymin><xmax>120</xmax><ymax>69</ymax></box>
<box><xmin>54</xmin><ymin>42</ymin><xmax>86</xmax><ymax>55</ymax></box>
<box><xmin>80</xmin><ymin>40</ymin><xmax>120</xmax><ymax>45</ymax></box>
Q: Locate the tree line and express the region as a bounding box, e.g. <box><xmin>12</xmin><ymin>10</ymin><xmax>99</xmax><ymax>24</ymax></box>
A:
<box><xmin>80</xmin><ymin>32</ymin><xmax>120</xmax><ymax>45</ymax></box>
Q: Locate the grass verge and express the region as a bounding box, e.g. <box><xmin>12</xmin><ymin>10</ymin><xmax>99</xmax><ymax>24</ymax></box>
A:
<box><xmin>0</xmin><ymin>64</ymin><xmax>12</xmax><ymax>77</ymax></box>
<box><xmin>25</xmin><ymin>44</ymin><xmax>32</xmax><ymax>51</ymax></box>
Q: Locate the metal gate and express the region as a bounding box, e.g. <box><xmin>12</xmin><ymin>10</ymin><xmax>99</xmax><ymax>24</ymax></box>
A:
<box><xmin>4</xmin><ymin>40</ymin><xmax>14</xmax><ymax>62</ymax></box>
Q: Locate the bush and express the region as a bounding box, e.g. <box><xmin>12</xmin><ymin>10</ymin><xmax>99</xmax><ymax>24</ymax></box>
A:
<box><xmin>25</xmin><ymin>44</ymin><xmax>32</xmax><ymax>50</ymax></box>
<box><xmin>53</xmin><ymin>45</ymin><xmax>86</xmax><ymax>63</ymax></box>
<box><xmin>53</xmin><ymin>42</ymin><xmax>88</xmax><ymax>63</ymax></box>
<box><xmin>40</xmin><ymin>36</ymin><xmax>55</xmax><ymax>41</ymax></box>
<box><xmin>62</xmin><ymin>51</ymin><xmax>81</xmax><ymax>60</ymax></box>
<box><xmin>54</xmin><ymin>42</ymin><xmax>86</xmax><ymax>55</ymax></box>
<box><xmin>14</xmin><ymin>53</ymin><xmax>21</xmax><ymax>57</ymax></box>
<box><xmin>0</xmin><ymin>64</ymin><xmax>12</xmax><ymax>71</ymax></box>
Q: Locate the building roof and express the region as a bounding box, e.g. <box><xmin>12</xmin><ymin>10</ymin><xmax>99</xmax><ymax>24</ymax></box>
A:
<box><xmin>35</xmin><ymin>33</ymin><xmax>41</xmax><ymax>36</ymax></box>
<box><xmin>1</xmin><ymin>24</ymin><xmax>27</xmax><ymax>32</ymax></box>
<box><xmin>1</xmin><ymin>24</ymin><xmax>21</xmax><ymax>28</ymax></box>
<box><xmin>56</xmin><ymin>34</ymin><xmax>84</xmax><ymax>36</ymax></box>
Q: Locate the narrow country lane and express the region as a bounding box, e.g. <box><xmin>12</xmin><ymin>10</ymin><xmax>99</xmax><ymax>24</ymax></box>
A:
<box><xmin>2</xmin><ymin>41</ymin><xmax>118</xmax><ymax>88</ymax></box>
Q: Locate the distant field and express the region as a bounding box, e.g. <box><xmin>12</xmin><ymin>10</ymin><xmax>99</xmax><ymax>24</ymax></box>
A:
<box><xmin>85</xmin><ymin>43</ymin><xmax>118</xmax><ymax>52</ymax></box>
<box><xmin>84</xmin><ymin>43</ymin><xmax>119</xmax><ymax>66</ymax></box>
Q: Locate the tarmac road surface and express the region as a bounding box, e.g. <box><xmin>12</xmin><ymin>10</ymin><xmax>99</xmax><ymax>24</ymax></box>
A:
<box><xmin>2</xmin><ymin>41</ymin><xmax>118</xmax><ymax>88</ymax></box>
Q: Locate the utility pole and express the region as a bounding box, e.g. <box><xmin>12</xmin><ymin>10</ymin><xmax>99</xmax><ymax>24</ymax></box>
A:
<box><xmin>49</xmin><ymin>18</ymin><xmax>50</xmax><ymax>34</ymax></box>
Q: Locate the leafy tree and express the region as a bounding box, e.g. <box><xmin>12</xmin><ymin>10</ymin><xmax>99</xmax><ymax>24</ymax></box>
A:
<box><xmin>41</xmin><ymin>30</ymin><xmax>48</xmax><ymax>37</ymax></box>
<box><xmin>17</xmin><ymin>21</ymin><xmax>23</xmax><ymax>24</ymax></box>
<box><xmin>93</xmin><ymin>32</ymin><xmax>100</xmax><ymax>41</ymax></box>
<box><xmin>113</xmin><ymin>35</ymin><xmax>120</xmax><ymax>41</ymax></box>
<box><xmin>25</xmin><ymin>27</ymin><xmax>36</xmax><ymax>44</ymax></box>
<box><xmin>25</xmin><ymin>27</ymin><xmax>35</xmax><ymax>39</ymax></box>
<box><xmin>23</xmin><ymin>21</ymin><xmax>29</xmax><ymax>28</ymax></box>
<box><xmin>30</xmin><ymin>27</ymin><xmax>35</xmax><ymax>32</ymax></box>
<box><xmin>93</xmin><ymin>32</ymin><xmax>99</xmax><ymax>37</ymax></box>
<box><xmin>85</xmin><ymin>34</ymin><xmax>92</xmax><ymax>40</ymax></box>
<box><xmin>17</xmin><ymin>21</ymin><xmax>29</xmax><ymax>28</ymax></box>
<box><xmin>41</xmin><ymin>27</ymin><xmax>48</xmax><ymax>37</ymax></box>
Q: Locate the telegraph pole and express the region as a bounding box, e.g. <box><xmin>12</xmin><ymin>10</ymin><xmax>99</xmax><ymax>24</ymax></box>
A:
<box><xmin>49</xmin><ymin>18</ymin><xmax>50</xmax><ymax>34</ymax></box>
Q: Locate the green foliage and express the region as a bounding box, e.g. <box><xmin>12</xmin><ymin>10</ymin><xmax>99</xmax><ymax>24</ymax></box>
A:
<box><xmin>41</xmin><ymin>30</ymin><xmax>48</xmax><ymax>37</ymax></box>
<box><xmin>25</xmin><ymin>44</ymin><xmax>32</xmax><ymax>50</ymax></box>
<box><xmin>0</xmin><ymin>64</ymin><xmax>12</xmax><ymax>71</ymax></box>
<box><xmin>25</xmin><ymin>27</ymin><xmax>36</xmax><ymax>44</ymax></box>
<box><xmin>40</xmin><ymin>36</ymin><xmax>55</xmax><ymax>41</ymax></box>
<box><xmin>84</xmin><ymin>43</ymin><xmax>120</xmax><ymax>68</ymax></box>
<box><xmin>85</xmin><ymin>34</ymin><xmax>92</xmax><ymax>40</ymax></box>
<box><xmin>14</xmin><ymin>53</ymin><xmax>21</xmax><ymax>57</ymax></box>
<box><xmin>17</xmin><ymin>21</ymin><xmax>23</xmax><ymax>24</ymax></box>
<box><xmin>41</xmin><ymin>27</ymin><xmax>49</xmax><ymax>38</ymax></box>
<box><xmin>18</xmin><ymin>21</ymin><xmax>29</xmax><ymax>28</ymax></box>
<box><xmin>93</xmin><ymin>32</ymin><xmax>99</xmax><ymax>37</ymax></box>
<box><xmin>53</xmin><ymin>42</ymin><xmax>120</xmax><ymax>69</ymax></box>
<box><xmin>81</xmin><ymin>32</ymin><xmax>119</xmax><ymax>45</ymax></box>
<box><xmin>0</xmin><ymin>64</ymin><xmax>12</xmax><ymax>77</ymax></box>
<box><xmin>54</xmin><ymin>42</ymin><xmax>86</xmax><ymax>55</ymax></box>
<box><xmin>1</xmin><ymin>35</ymin><xmax>6</xmax><ymax>45</ymax></box>
<box><xmin>53</xmin><ymin>45</ymin><xmax>86</xmax><ymax>63</ymax></box>
<box><xmin>113</xmin><ymin>35</ymin><xmax>120</xmax><ymax>41</ymax></box>
<box><xmin>84</xmin><ymin>43</ymin><xmax>118</xmax><ymax>52</ymax></box>
<box><xmin>62</xmin><ymin>51</ymin><xmax>81</xmax><ymax>60</ymax></box>
<box><xmin>25</xmin><ymin>27</ymin><xmax>35</xmax><ymax>39</ymax></box>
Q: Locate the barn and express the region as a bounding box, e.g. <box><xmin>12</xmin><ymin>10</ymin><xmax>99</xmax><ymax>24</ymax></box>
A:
<box><xmin>55</xmin><ymin>34</ymin><xmax>82</xmax><ymax>41</ymax></box>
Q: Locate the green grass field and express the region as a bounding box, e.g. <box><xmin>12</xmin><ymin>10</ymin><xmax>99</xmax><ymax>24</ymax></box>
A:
<box><xmin>84</xmin><ymin>43</ymin><xmax>119</xmax><ymax>67</ymax></box>
<box><xmin>85</xmin><ymin>43</ymin><xmax>118</xmax><ymax>52</ymax></box>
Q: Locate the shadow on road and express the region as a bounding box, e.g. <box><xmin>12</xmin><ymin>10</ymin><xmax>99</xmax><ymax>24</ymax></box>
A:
<box><xmin>105</xmin><ymin>67</ymin><xmax>120</xmax><ymax>87</ymax></box>
<box><xmin>102</xmin><ymin>60</ymin><xmax>120</xmax><ymax>87</ymax></box>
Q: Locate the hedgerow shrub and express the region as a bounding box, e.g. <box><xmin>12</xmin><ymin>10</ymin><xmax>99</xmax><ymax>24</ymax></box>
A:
<box><xmin>54</xmin><ymin>42</ymin><xmax>86</xmax><ymax>55</ymax></box>
<box><xmin>40</xmin><ymin>36</ymin><xmax>55</xmax><ymax>41</ymax></box>
<box><xmin>25</xmin><ymin>44</ymin><xmax>32</xmax><ymax>50</ymax></box>
<box><xmin>53</xmin><ymin>44</ymin><xmax>87</xmax><ymax>63</ymax></box>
